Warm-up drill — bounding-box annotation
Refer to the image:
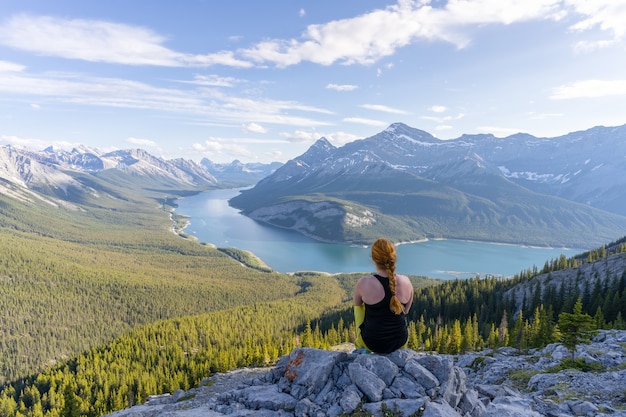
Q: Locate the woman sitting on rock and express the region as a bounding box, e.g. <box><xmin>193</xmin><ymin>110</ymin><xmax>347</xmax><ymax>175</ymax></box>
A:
<box><xmin>353</xmin><ymin>237</ymin><xmax>414</xmax><ymax>354</ymax></box>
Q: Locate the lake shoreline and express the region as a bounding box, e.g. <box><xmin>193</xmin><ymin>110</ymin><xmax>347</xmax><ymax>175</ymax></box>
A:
<box><xmin>172</xmin><ymin>190</ymin><xmax>583</xmax><ymax>279</ymax></box>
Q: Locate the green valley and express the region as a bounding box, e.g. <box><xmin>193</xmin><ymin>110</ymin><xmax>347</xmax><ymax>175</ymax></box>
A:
<box><xmin>0</xmin><ymin>161</ymin><xmax>625</xmax><ymax>417</ymax></box>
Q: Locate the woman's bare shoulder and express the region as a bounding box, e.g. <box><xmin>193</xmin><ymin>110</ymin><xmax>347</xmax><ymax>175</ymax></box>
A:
<box><xmin>357</xmin><ymin>274</ymin><xmax>376</xmax><ymax>282</ymax></box>
<box><xmin>397</xmin><ymin>274</ymin><xmax>413</xmax><ymax>287</ymax></box>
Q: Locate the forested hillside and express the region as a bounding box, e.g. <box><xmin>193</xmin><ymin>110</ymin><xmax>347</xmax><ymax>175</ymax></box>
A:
<box><xmin>1</xmin><ymin>160</ymin><xmax>625</xmax><ymax>417</ymax></box>
<box><xmin>1</xmin><ymin>236</ymin><xmax>624</xmax><ymax>417</ymax></box>
<box><xmin>0</xmin><ymin>179</ymin><xmax>311</xmax><ymax>384</ymax></box>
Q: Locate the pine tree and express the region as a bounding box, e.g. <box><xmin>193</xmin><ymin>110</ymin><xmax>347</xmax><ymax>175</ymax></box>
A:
<box><xmin>61</xmin><ymin>385</ymin><xmax>81</xmax><ymax>417</ymax></box>
<box><xmin>487</xmin><ymin>324</ymin><xmax>499</xmax><ymax>349</ymax></box>
<box><xmin>512</xmin><ymin>310</ymin><xmax>525</xmax><ymax>350</ymax></box>
<box><xmin>498</xmin><ymin>310</ymin><xmax>509</xmax><ymax>346</ymax></box>
<box><xmin>301</xmin><ymin>319</ymin><xmax>313</xmax><ymax>347</ymax></box>
<box><xmin>558</xmin><ymin>298</ymin><xmax>596</xmax><ymax>362</ymax></box>
<box><xmin>594</xmin><ymin>307</ymin><xmax>605</xmax><ymax>330</ymax></box>
<box><xmin>447</xmin><ymin>320</ymin><xmax>462</xmax><ymax>354</ymax></box>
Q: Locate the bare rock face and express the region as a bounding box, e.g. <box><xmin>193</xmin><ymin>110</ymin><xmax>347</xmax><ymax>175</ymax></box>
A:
<box><xmin>106</xmin><ymin>330</ymin><xmax>626</xmax><ymax>417</ymax></box>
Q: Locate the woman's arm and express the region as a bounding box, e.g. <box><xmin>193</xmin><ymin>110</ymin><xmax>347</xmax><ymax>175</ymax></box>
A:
<box><xmin>353</xmin><ymin>278</ymin><xmax>364</xmax><ymax>306</ymax></box>
<box><xmin>399</xmin><ymin>275</ymin><xmax>414</xmax><ymax>314</ymax></box>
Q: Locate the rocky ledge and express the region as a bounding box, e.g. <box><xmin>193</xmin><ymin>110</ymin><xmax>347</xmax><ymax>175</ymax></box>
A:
<box><xmin>106</xmin><ymin>330</ymin><xmax>626</xmax><ymax>417</ymax></box>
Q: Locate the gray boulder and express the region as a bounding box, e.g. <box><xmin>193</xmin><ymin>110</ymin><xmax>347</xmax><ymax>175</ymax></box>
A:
<box><xmin>105</xmin><ymin>330</ymin><xmax>626</xmax><ymax>417</ymax></box>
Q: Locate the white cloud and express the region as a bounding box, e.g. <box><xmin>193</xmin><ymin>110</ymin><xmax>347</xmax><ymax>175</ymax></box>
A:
<box><xmin>325</xmin><ymin>131</ymin><xmax>361</xmax><ymax>146</ymax></box>
<box><xmin>573</xmin><ymin>38</ymin><xmax>617</xmax><ymax>53</ymax></box>
<box><xmin>237</xmin><ymin>0</ymin><xmax>626</xmax><ymax>68</ymax></box>
<box><xmin>0</xmin><ymin>60</ymin><xmax>25</xmax><ymax>72</ymax></box>
<box><xmin>343</xmin><ymin>117</ymin><xmax>388</xmax><ymax>126</ymax></box>
<box><xmin>477</xmin><ymin>126</ymin><xmax>526</xmax><ymax>137</ymax></box>
<box><xmin>430</xmin><ymin>105</ymin><xmax>447</xmax><ymax>113</ymax></box>
<box><xmin>127</xmin><ymin>137</ymin><xmax>159</xmax><ymax>148</ymax></box>
<box><xmin>30</xmin><ymin>103</ymin><xmax>41</xmax><ymax>110</ymax></box>
<box><xmin>0</xmin><ymin>14</ymin><xmax>252</xmax><ymax>67</ymax></box>
<box><xmin>238</xmin><ymin>0</ymin><xmax>569</xmax><ymax>67</ymax></box>
<box><xmin>0</xmin><ymin>134</ymin><xmax>75</xmax><ymax>150</ymax></box>
<box><xmin>193</xmin><ymin>137</ymin><xmax>256</xmax><ymax>160</ymax></box>
<box><xmin>185</xmin><ymin>74</ymin><xmax>244</xmax><ymax>87</ymax></box>
<box><xmin>550</xmin><ymin>79</ymin><xmax>626</xmax><ymax>99</ymax></box>
<box><xmin>566</xmin><ymin>0</ymin><xmax>626</xmax><ymax>39</ymax></box>
<box><xmin>528</xmin><ymin>112</ymin><xmax>563</xmax><ymax>119</ymax></box>
<box><xmin>361</xmin><ymin>104</ymin><xmax>410</xmax><ymax>114</ymax></box>
<box><xmin>299</xmin><ymin>8</ymin><xmax>306</xmax><ymax>17</ymax></box>
<box><xmin>267</xmin><ymin>149</ymin><xmax>285</xmax><ymax>161</ymax></box>
<box><xmin>0</xmin><ymin>69</ymin><xmax>333</xmax><ymax>128</ymax></box>
<box><xmin>280</xmin><ymin>130</ymin><xmax>322</xmax><ymax>143</ymax></box>
<box><xmin>242</xmin><ymin>122</ymin><xmax>268</xmax><ymax>133</ymax></box>
<box><xmin>421</xmin><ymin>112</ymin><xmax>465</xmax><ymax>123</ymax></box>
<box><xmin>1</xmin><ymin>2</ymin><xmax>623</xmax><ymax>70</ymax></box>
<box><xmin>280</xmin><ymin>129</ymin><xmax>360</xmax><ymax>146</ymax></box>
<box><xmin>326</xmin><ymin>83</ymin><xmax>359</xmax><ymax>91</ymax></box>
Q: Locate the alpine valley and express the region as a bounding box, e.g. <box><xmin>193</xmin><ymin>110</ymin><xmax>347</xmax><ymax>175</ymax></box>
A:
<box><xmin>231</xmin><ymin>123</ymin><xmax>626</xmax><ymax>248</ymax></box>
<box><xmin>1</xmin><ymin>123</ymin><xmax>626</xmax><ymax>417</ymax></box>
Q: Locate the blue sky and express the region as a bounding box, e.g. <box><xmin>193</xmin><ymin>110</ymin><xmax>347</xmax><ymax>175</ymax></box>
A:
<box><xmin>1</xmin><ymin>0</ymin><xmax>625</xmax><ymax>163</ymax></box>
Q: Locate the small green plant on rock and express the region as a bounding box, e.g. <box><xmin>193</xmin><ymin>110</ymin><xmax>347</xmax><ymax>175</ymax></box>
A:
<box><xmin>470</xmin><ymin>356</ymin><xmax>486</xmax><ymax>370</ymax></box>
<box><xmin>548</xmin><ymin>357</ymin><xmax>605</xmax><ymax>373</ymax></box>
<box><xmin>507</xmin><ymin>368</ymin><xmax>540</xmax><ymax>390</ymax></box>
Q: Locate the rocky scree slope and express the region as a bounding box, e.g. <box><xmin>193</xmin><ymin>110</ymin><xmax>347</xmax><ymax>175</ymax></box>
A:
<box><xmin>106</xmin><ymin>330</ymin><xmax>626</xmax><ymax>417</ymax></box>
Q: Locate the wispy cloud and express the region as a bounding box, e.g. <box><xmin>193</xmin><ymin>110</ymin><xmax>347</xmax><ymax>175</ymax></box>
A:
<box><xmin>237</xmin><ymin>0</ymin><xmax>604</xmax><ymax>67</ymax></box>
<box><xmin>429</xmin><ymin>105</ymin><xmax>447</xmax><ymax>113</ymax></box>
<box><xmin>326</xmin><ymin>83</ymin><xmax>359</xmax><ymax>91</ymax></box>
<box><xmin>477</xmin><ymin>126</ymin><xmax>527</xmax><ymax>137</ymax></box>
<box><xmin>127</xmin><ymin>137</ymin><xmax>159</xmax><ymax>148</ymax></box>
<box><xmin>183</xmin><ymin>74</ymin><xmax>245</xmax><ymax>87</ymax></box>
<box><xmin>0</xmin><ymin>69</ymin><xmax>333</xmax><ymax>127</ymax></box>
<box><xmin>550</xmin><ymin>79</ymin><xmax>626</xmax><ymax>99</ymax></box>
<box><xmin>280</xmin><ymin>129</ymin><xmax>360</xmax><ymax>146</ymax></box>
<box><xmin>528</xmin><ymin>112</ymin><xmax>563</xmax><ymax>120</ymax></box>
<box><xmin>242</xmin><ymin>122</ymin><xmax>268</xmax><ymax>133</ymax></box>
<box><xmin>280</xmin><ymin>130</ymin><xmax>322</xmax><ymax>143</ymax></box>
<box><xmin>567</xmin><ymin>0</ymin><xmax>626</xmax><ymax>39</ymax></box>
<box><xmin>360</xmin><ymin>104</ymin><xmax>410</xmax><ymax>115</ymax></box>
<box><xmin>192</xmin><ymin>136</ymin><xmax>291</xmax><ymax>161</ymax></box>
<box><xmin>0</xmin><ymin>14</ymin><xmax>252</xmax><ymax>67</ymax></box>
<box><xmin>421</xmin><ymin>112</ymin><xmax>465</xmax><ymax>123</ymax></box>
<box><xmin>343</xmin><ymin>117</ymin><xmax>388</xmax><ymax>127</ymax></box>
<box><xmin>0</xmin><ymin>60</ymin><xmax>25</xmax><ymax>72</ymax></box>
<box><xmin>1</xmin><ymin>134</ymin><xmax>76</xmax><ymax>150</ymax></box>
<box><xmin>1</xmin><ymin>2</ymin><xmax>622</xmax><ymax>69</ymax></box>
<box><xmin>193</xmin><ymin>138</ymin><xmax>256</xmax><ymax>160</ymax></box>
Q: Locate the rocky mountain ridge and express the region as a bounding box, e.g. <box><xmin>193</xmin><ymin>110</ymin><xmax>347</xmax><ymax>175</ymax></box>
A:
<box><xmin>106</xmin><ymin>330</ymin><xmax>626</xmax><ymax>417</ymax></box>
<box><xmin>230</xmin><ymin>123</ymin><xmax>626</xmax><ymax>248</ymax></box>
<box><xmin>0</xmin><ymin>145</ymin><xmax>280</xmax><ymax>203</ymax></box>
<box><xmin>247</xmin><ymin>122</ymin><xmax>626</xmax><ymax>215</ymax></box>
<box><xmin>200</xmin><ymin>158</ymin><xmax>283</xmax><ymax>186</ymax></box>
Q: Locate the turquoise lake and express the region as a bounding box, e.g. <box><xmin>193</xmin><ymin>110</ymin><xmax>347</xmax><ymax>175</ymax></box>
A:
<box><xmin>175</xmin><ymin>189</ymin><xmax>582</xmax><ymax>279</ymax></box>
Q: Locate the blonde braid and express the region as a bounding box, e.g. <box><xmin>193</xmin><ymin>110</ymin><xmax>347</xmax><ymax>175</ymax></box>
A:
<box><xmin>388</xmin><ymin>262</ymin><xmax>403</xmax><ymax>315</ymax></box>
<box><xmin>371</xmin><ymin>238</ymin><xmax>403</xmax><ymax>315</ymax></box>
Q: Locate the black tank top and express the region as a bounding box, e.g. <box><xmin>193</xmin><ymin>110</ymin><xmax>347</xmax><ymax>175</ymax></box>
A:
<box><xmin>360</xmin><ymin>274</ymin><xmax>408</xmax><ymax>353</ymax></box>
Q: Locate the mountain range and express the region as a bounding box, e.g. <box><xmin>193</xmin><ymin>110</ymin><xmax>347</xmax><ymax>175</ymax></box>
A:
<box><xmin>2</xmin><ymin>123</ymin><xmax>625</xmax><ymax>249</ymax></box>
<box><xmin>230</xmin><ymin>123</ymin><xmax>626</xmax><ymax>248</ymax></box>
<box><xmin>0</xmin><ymin>145</ymin><xmax>279</xmax><ymax>211</ymax></box>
